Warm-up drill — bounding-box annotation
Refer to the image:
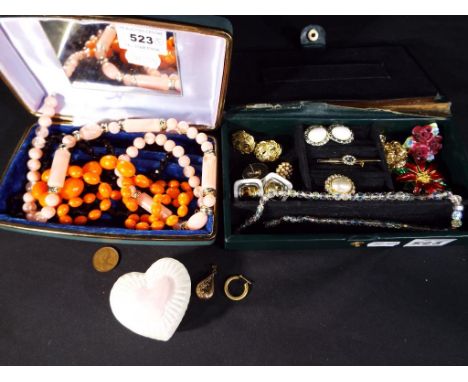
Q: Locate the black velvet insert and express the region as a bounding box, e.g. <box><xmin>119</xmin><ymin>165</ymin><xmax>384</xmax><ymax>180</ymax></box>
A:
<box><xmin>228</xmin><ymin>122</ymin><xmax>459</xmax><ymax>235</ymax></box>
<box><xmin>295</xmin><ymin>124</ymin><xmax>394</xmax><ymax>192</ymax></box>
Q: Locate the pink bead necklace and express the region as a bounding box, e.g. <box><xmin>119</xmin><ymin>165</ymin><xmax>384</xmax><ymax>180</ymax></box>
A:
<box><xmin>116</xmin><ymin>118</ymin><xmax>217</xmax><ymax>230</ymax></box>
<box><xmin>63</xmin><ymin>25</ymin><xmax>181</xmax><ymax>92</ymax></box>
<box><xmin>22</xmin><ymin>96</ymin><xmax>216</xmax><ymax>230</ymax></box>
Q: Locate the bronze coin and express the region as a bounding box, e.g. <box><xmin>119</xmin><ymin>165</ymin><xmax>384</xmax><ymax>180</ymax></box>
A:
<box><xmin>92</xmin><ymin>247</ymin><xmax>120</xmax><ymax>272</ymax></box>
<box><xmin>242</xmin><ymin>163</ymin><xmax>269</xmax><ymax>179</ymax></box>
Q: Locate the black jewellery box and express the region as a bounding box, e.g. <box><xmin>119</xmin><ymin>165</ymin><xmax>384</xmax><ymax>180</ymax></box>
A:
<box><xmin>0</xmin><ymin>16</ymin><xmax>232</xmax><ymax>245</ymax></box>
<box><xmin>222</xmin><ymin>27</ymin><xmax>468</xmax><ymax>250</ymax></box>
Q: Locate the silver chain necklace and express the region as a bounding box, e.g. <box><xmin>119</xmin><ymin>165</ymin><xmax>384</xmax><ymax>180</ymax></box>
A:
<box><xmin>239</xmin><ymin>190</ymin><xmax>464</xmax><ymax>231</ymax></box>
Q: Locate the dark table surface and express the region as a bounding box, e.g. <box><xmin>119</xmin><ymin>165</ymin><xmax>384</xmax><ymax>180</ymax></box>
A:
<box><xmin>1</xmin><ymin>16</ymin><xmax>468</xmax><ymax>366</ymax></box>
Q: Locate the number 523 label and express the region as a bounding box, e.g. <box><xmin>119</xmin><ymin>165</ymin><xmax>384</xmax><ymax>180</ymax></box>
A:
<box><xmin>115</xmin><ymin>24</ymin><xmax>168</xmax><ymax>55</ymax></box>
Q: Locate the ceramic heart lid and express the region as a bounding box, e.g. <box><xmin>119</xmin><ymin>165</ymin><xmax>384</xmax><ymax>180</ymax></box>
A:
<box><xmin>109</xmin><ymin>257</ymin><xmax>191</xmax><ymax>341</ymax></box>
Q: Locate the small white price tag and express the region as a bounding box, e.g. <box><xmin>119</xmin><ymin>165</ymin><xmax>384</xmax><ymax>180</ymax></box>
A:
<box><xmin>404</xmin><ymin>238</ymin><xmax>457</xmax><ymax>247</ymax></box>
<box><xmin>115</xmin><ymin>24</ymin><xmax>168</xmax><ymax>55</ymax></box>
<box><xmin>367</xmin><ymin>241</ymin><xmax>401</xmax><ymax>247</ymax></box>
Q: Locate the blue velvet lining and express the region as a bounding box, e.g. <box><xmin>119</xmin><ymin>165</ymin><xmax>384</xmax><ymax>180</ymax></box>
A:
<box><xmin>0</xmin><ymin>123</ymin><xmax>214</xmax><ymax>238</ymax></box>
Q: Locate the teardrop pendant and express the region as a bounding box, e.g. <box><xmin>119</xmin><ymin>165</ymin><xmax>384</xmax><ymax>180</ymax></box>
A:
<box><xmin>195</xmin><ymin>265</ymin><xmax>217</xmax><ymax>300</ymax></box>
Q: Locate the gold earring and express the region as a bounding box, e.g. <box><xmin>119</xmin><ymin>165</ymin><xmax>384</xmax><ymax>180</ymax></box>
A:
<box><xmin>195</xmin><ymin>265</ymin><xmax>217</xmax><ymax>300</ymax></box>
<box><xmin>232</xmin><ymin>130</ymin><xmax>256</xmax><ymax>154</ymax></box>
<box><xmin>224</xmin><ymin>274</ymin><xmax>253</xmax><ymax>301</ymax></box>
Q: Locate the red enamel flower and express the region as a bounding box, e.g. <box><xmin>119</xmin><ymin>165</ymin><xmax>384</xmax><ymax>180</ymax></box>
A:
<box><xmin>412</xmin><ymin>125</ymin><xmax>433</xmax><ymax>143</ymax></box>
<box><xmin>428</xmin><ymin>135</ymin><xmax>443</xmax><ymax>154</ymax></box>
<box><xmin>396</xmin><ymin>162</ymin><xmax>446</xmax><ymax>194</ymax></box>
<box><xmin>409</xmin><ymin>142</ymin><xmax>430</xmax><ymax>164</ymax></box>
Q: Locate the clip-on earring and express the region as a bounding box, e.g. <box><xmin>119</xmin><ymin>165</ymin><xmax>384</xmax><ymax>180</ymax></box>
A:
<box><xmin>304</xmin><ymin>125</ymin><xmax>329</xmax><ymax>146</ymax></box>
<box><xmin>328</xmin><ymin>124</ymin><xmax>354</xmax><ymax>144</ymax></box>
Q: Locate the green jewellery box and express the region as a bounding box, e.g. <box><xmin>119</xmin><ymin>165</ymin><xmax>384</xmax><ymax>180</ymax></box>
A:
<box><xmin>222</xmin><ymin>33</ymin><xmax>468</xmax><ymax>250</ymax></box>
<box><xmin>0</xmin><ymin>16</ymin><xmax>232</xmax><ymax>245</ymax></box>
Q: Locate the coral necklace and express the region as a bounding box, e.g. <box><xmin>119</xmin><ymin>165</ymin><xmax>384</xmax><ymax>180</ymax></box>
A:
<box><xmin>22</xmin><ymin>95</ymin><xmax>216</xmax><ymax>230</ymax></box>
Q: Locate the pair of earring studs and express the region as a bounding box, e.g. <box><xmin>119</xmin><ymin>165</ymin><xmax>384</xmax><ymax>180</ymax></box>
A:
<box><xmin>305</xmin><ymin>124</ymin><xmax>354</xmax><ymax>146</ymax></box>
<box><xmin>195</xmin><ymin>265</ymin><xmax>253</xmax><ymax>301</ymax></box>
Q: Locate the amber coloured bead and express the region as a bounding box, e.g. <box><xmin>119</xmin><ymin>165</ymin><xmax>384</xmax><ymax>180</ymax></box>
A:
<box><xmin>116</xmin><ymin>161</ymin><xmax>136</xmax><ymax>178</ymax></box>
<box><xmin>83</xmin><ymin>193</ymin><xmax>96</xmax><ymax>204</ymax></box>
<box><xmin>168</xmin><ymin>180</ymin><xmax>180</xmax><ymax>188</ymax></box>
<box><xmin>124</xmin><ymin>197</ymin><xmax>138</xmax><ymax>212</ymax></box>
<box><xmin>110</xmin><ymin>190</ymin><xmax>122</xmax><ymax>201</ymax></box>
<box><xmin>98</xmin><ymin>182</ymin><xmax>112</xmax><ymax>198</ymax></box>
<box><xmin>121</xmin><ymin>186</ymin><xmax>134</xmax><ymax>199</ymax></box>
<box><xmin>56</xmin><ymin>204</ymin><xmax>70</xmax><ymax>217</ymax></box>
<box><xmin>180</xmin><ymin>181</ymin><xmax>191</xmax><ymax>192</ymax></box>
<box><xmin>74</xmin><ymin>216</ymin><xmax>88</xmax><ymax>225</ymax></box>
<box><xmin>166</xmin><ymin>187</ymin><xmax>180</xmax><ymax>199</ymax></box>
<box><xmin>31</xmin><ymin>181</ymin><xmax>48</xmax><ymax>200</ymax></box>
<box><xmin>100</xmin><ymin>198</ymin><xmax>112</xmax><ymax>211</ymax></box>
<box><xmin>83</xmin><ymin>161</ymin><xmax>102</xmax><ymax>175</ymax></box>
<box><xmin>59</xmin><ymin>215</ymin><xmax>73</xmax><ymax>224</ymax></box>
<box><xmin>150</xmin><ymin>183</ymin><xmax>165</xmax><ymax>195</ymax></box>
<box><xmin>41</xmin><ymin>169</ymin><xmax>51</xmax><ymax>182</ymax></box>
<box><xmin>160</xmin><ymin>194</ymin><xmax>171</xmax><ymax>205</ymax></box>
<box><xmin>60</xmin><ymin>178</ymin><xmax>85</xmax><ymax>200</ymax></box>
<box><xmin>151</xmin><ymin>202</ymin><xmax>162</xmax><ymax>216</ymax></box>
<box><xmin>88</xmin><ymin>209</ymin><xmax>102</xmax><ymax>221</ymax></box>
<box><xmin>177</xmin><ymin>205</ymin><xmax>188</xmax><ymax>217</ymax></box>
<box><xmin>68</xmin><ymin>197</ymin><xmax>83</xmax><ymax>208</ymax></box>
<box><xmin>99</xmin><ymin>155</ymin><xmax>118</xmax><ymax>170</ymax></box>
<box><xmin>83</xmin><ymin>172</ymin><xmax>100</xmax><ymax>185</ymax></box>
<box><xmin>67</xmin><ymin>165</ymin><xmax>83</xmax><ymax>179</ymax></box>
<box><xmin>140</xmin><ymin>214</ymin><xmax>151</xmax><ymax>223</ymax></box>
<box><xmin>165</xmin><ymin>215</ymin><xmax>179</xmax><ymax>227</ymax></box>
<box><xmin>135</xmin><ymin>174</ymin><xmax>151</xmax><ymax>188</ymax></box>
<box><xmin>151</xmin><ymin>220</ymin><xmax>165</xmax><ymax>230</ymax></box>
<box><xmin>136</xmin><ymin>221</ymin><xmax>149</xmax><ymax>230</ymax></box>
<box><xmin>128</xmin><ymin>214</ymin><xmax>140</xmax><ymax>222</ymax></box>
<box><xmin>177</xmin><ymin>192</ymin><xmax>191</xmax><ymax>206</ymax></box>
<box><xmin>124</xmin><ymin>218</ymin><xmax>137</xmax><ymax>229</ymax></box>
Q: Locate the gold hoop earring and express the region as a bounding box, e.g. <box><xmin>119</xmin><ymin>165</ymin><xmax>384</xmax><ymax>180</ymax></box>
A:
<box><xmin>224</xmin><ymin>275</ymin><xmax>253</xmax><ymax>301</ymax></box>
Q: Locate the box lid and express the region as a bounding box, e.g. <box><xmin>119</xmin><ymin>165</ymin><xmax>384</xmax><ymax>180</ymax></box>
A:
<box><xmin>0</xmin><ymin>16</ymin><xmax>232</xmax><ymax>129</ymax></box>
<box><xmin>227</xmin><ymin>42</ymin><xmax>446</xmax><ymax>113</ymax></box>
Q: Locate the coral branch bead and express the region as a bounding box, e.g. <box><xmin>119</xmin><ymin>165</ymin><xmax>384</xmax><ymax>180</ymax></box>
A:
<box><xmin>62</xmin><ymin>135</ymin><xmax>76</xmax><ymax>148</ymax></box>
<box><xmin>178</xmin><ymin>155</ymin><xmax>190</xmax><ymax>167</ymax></box>
<box><xmin>27</xmin><ymin>159</ymin><xmax>41</xmax><ymax>171</ymax></box>
<box><xmin>163</xmin><ymin>140</ymin><xmax>176</xmax><ymax>152</ymax></box>
<box><xmin>126</xmin><ymin>146</ymin><xmax>138</xmax><ymax>158</ymax></box>
<box><xmin>196</xmin><ymin>133</ymin><xmax>208</xmax><ymax>144</ymax></box>
<box><xmin>45</xmin><ymin>193</ymin><xmax>61</xmax><ymax>207</ymax></box>
<box><xmin>166</xmin><ymin>118</ymin><xmax>178</xmax><ymax>131</ymax></box>
<box><xmin>28</xmin><ymin>148</ymin><xmax>43</xmax><ymax>160</ymax></box>
<box><xmin>155</xmin><ymin>134</ymin><xmax>167</xmax><ymax>146</ymax></box>
<box><xmin>133</xmin><ymin>137</ymin><xmax>146</xmax><ymax>149</ymax></box>
<box><xmin>187</xmin><ymin>127</ymin><xmax>198</xmax><ymax>139</ymax></box>
<box><xmin>38</xmin><ymin>116</ymin><xmax>52</xmax><ymax>128</ymax></box>
<box><xmin>187</xmin><ymin>211</ymin><xmax>208</xmax><ymax>230</ymax></box>
<box><xmin>183</xmin><ymin>166</ymin><xmax>195</xmax><ymax>177</ymax></box>
<box><xmin>172</xmin><ymin>146</ymin><xmax>184</xmax><ymax>158</ymax></box>
<box><xmin>188</xmin><ymin>176</ymin><xmax>200</xmax><ymax>188</ymax></box>
<box><xmin>41</xmin><ymin>206</ymin><xmax>56</xmax><ymax>219</ymax></box>
<box><xmin>79</xmin><ymin>123</ymin><xmax>103</xmax><ymax>140</ymax></box>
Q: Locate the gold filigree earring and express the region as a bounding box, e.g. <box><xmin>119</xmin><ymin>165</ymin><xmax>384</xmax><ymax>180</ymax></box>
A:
<box><xmin>195</xmin><ymin>265</ymin><xmax>217</xmax><ymax>300</ymax></box>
